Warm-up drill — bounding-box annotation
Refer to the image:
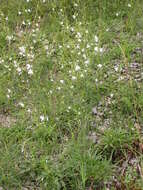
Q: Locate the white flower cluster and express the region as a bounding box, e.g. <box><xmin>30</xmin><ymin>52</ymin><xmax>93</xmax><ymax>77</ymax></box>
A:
<box><xmin>26</xmin><ymin>64</ymin><xmax>33</xmax><ymax>75</ymax></box>
<box><xmin>40</xmin><ymin>115</ymin><xmax>49</xmax><ymax>122</ymax></box>
<box><xmin>19</xmin><ymin>102</ymin><xmax>24</xmax><ymax>108</ymax></box>
<box><xmin>6</xmin><ymin>35</ymin><xmax>15</xmax><ymax>43</ymax></box>
<box><xmin>19</xmin><ymin>46</ymin><xmax>26</xmax><ymax>57</ymax></box>
<box><xmin>0</xmin><ymin>58</ymin><xmax>4</xmax><ymax>64</ymax></box>
<box><xmin>94</xmin><ymin>35</ymin><xmax>103</xmax><ymax>54</ymax></box>
<box><xmin>7</xmin><ymin>89</ymin><xmax>11</xmax><ymax>99</ymax></box>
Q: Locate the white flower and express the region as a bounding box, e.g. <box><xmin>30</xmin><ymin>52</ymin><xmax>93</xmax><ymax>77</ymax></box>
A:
<box><xmin>72</xmin><ymin>76</ymin><xmax>77</xmax><ymax>80</ymax></box>
<box><xmin>18</xmin><ymin>11</ymin><xmax>22</xmax><ymax>15</ymax></box>
<box><xmin>26</xmin><ymin>64</ymin><xmax>33</xmax><ymax>75</ymax></box>
<box><xmin>97</xmin><ymin>64</ymin><xmax>102</xmax><ymax>68</ymax></box>
<box><xmin>94</xmin><ymin>35</ymin><xmax>99</xmax><ymax>43</ymax></box>
<box><xmin>114</xmin><ymin>66</ymin><xmax>118</xmax><ymax>72</ymax></box>
<box><xmin>83</xmin><ymin>54</ymin><xmax>86</xmax><ymax>59</ymax></box>
<box><xmin>99</xmin><ymin>48</ymin><xmax>103</xmax><ymax>53</ymax></box>
<box><xmin>86</xmin><ymin>44</ymin><xmax>90</xmax><ymax>48</ymax></box>
<box><xmin>28</xmin><ymin>9</ymin><xmax>31</xmax><ymax>13</ymax></box>
<box><xmin>40</xmin><ymin>115</ymin><xmax>45</xmax><ymax>122</ymax></box>
<box><xmin>49</xmin><ymin>90</ymin><xmax>53</xmax><ymax>94</ymax></box>
<box><xmin>75</xmin><ymin>65</ymin><xmax>80</xmax><ymax>71</ymax></box>
<box><xmin>27</xmin><ymin>108</ymin><xmax>31</xmax><ymax>113</ymax></box>
<box><xmin>110</xmin><ymin>93</ymin><xmax>114</xmax><ymax>98</ymax></box>
<box><xmin>28</xmin><ymin>69</ymin><xmax>33</xmax><ymax>75</ymax></box>
<box><xmin>19</xmin><ymin>102</ymin><xmax>24</xmax><ymax>108</ymax></box>
<box><xmin>77</xmin><ymin>32</ymin><xmax>81</xmax><ymax>38</ymax></box>
<box><xmin>128</xmin><ymin>3</ymin><xmax>131</xmax><ymax>7</ymax></box>
<box><xmin>80</xmin><ymin>73</ymin><xmax>84</xmax><ymax>78</ymax></box>
<box><xmin>94</xmin><ymin>47</ymin><xmax>103</xmax><ymax>53</ymax></box>
<box><xmin>7</xmin><ymin>94</ymin><xmax>10</xmax><ymax>99</ymax></box>
<box><xmin>14</xmin><ymin>60</ymin><xmax>17</xmax><ymax>67</ymax></box>
<box><xmin>22</xmin><ymin>21</ymin><xmax>26</xmax><ymax>25</ymax></box>
<box><xmin>60</xmin><ymin>80</ymin><xmax>64</xmax><ymax>84</ymax></box>
<box><xmin>26</xmin><ymin>64</ymin><xmax>31</xmax><ymax>70</ymax></box>
<box><xmin>17</xmin><ymin>67</ymin><xmax>22</xmax><ymax>74</ymax></box>
<box><xmin>8</xmin><ymin>89</ymin><xmax>11</xmax><ymax>93</ymax></box>
<box><xmin>72</xmin><ymin>15</ymin><xmax>76</xmax><ymax>19</ymax></box>
<box><xmin>6</xmin><ymin>35</ymin><xmax>13</xmax><ymax>41</ymax></box>
<box><xmin>46</xmin><ymin>116</ymin><xmax>49</xmax><ymax>121</ymax></box>
<box><xmin>33</xmin><ymin>39</ymin><xmax>36</xmax><ymax>44</ymax></box>
<box><xmin>76</xmin><ymin>44</ymin><xmax>80</xmax><ymax>49</ymax></box>
<box><xmin>78</xmin><ymin>38</ymin><xmax>81</xmax><ymax>42</ymax></box>
<box><xmin>60</xmin><ymin>21</ymin><xmax>64</xmax><ymax>25</ymax></box>
<box><xmin>116</xmin><ymin>12</ymin><xmax>119</xmax><ymax>17</ymax></box>
<box><xmin>19</xmin><ymin>46</ymin><xmax>26</xmax><ymax>55</ymax></box>
<box><xmin>71</xmin><ymin>27</ymin><xmax>74</xmax><ymax>32</ymax></box>
<box><xmin>94</xmin><ymin>47</ymin><xmax>99</xmax><ymax>52</ymax></box>
<box><xmin>19</xmin><ymin>46</ymin><xmax>25</xmax><ymax>53</ymax></box>
<box><xmin>85</xmin><ymin>60</ymin><xmax>89</xmax><ymax>65</ymax></box>
<box><xmin>0</xmin><ymin>59</ymin><xmax>4</xmax><ymax>64</ymax></box>
<box><xmin>44</xmin><ymin>45</ymin><xmax>48</xmax><ymax>50</ymax></box>
<box><xmin>27</xmin><ymin>53</ymin><xmax>34</xmax><ymax>60</ymax></box>
<box><xmin>28</xmin><ymin>21</ymin><xmax>31</xmax><ymax>26</ymax></box>
<box><xmin>57</xmin><ymin>87</ymin><xmax>61</xmax><ymax>90</ymax></box>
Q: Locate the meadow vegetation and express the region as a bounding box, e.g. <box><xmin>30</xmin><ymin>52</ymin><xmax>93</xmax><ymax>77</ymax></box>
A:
<box><xmin>0</xmin><ymin>0</ymin><xmax>143</xmax><ymax>189</ymax></box>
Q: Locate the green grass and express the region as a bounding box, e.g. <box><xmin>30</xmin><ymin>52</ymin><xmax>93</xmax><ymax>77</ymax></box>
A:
<box><xmin>0</xmin><ymin>0</ymin><xmax>143</xmax><ymax>189</ymax></box>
